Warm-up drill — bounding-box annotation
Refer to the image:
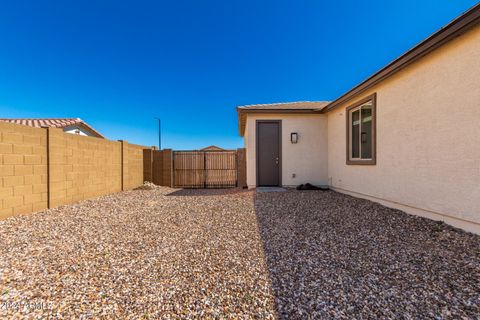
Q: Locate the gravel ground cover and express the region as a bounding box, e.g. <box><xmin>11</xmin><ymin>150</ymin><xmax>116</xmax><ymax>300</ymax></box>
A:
<box><xmin>0</xmin><ymin>185</ymin><xmax>479</xmax><ymax>319</ymax></box>
<box><xmin>255</xmin><ymin>190</ymin><xmax>480</xmax><ymax>319</ymax></box>
<box><xmin>0</xmin><ymin>185</ymin><xmax>276</xmax><ymax>319</ymax></box>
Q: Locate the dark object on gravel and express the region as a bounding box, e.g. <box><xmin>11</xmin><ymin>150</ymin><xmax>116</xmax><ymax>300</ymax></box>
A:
<box><xmin>296</xmin><ymin>183</ymin><xmax>329</xmax><ymax>191</ymax></box>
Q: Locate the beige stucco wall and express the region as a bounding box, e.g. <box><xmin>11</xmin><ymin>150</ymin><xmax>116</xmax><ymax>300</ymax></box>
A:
<box><xmin>245</xmin><ymin>113</ymin><xmax>328</xmax><ymax>188</ymax></box>
<box><xmin>327</xmin><ymin>24</ymin><xmax>480</xmax><ymax>233</ymax></box>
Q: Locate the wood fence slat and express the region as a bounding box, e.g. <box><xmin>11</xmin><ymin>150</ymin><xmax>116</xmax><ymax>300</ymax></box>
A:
<box><xmin>173</xmin><ymin>150</ymin><xmax>238</xmax><ymax>188</ymax></box>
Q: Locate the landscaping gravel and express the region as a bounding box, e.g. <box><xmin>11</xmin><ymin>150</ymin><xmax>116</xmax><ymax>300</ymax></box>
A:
<box><xmin>255</xmin><ymin>190</ymin><xmax>480</xmax><ymax>319</ymax></box>
<box><xmin>0</xmin><ymin>185</ymin><xmax>479</xmax><ymax>319</ymax></box>
<box><xmin>0</xmin><ymin>185</ymin><xmax>275</xmax><ymax>319</ymax></box>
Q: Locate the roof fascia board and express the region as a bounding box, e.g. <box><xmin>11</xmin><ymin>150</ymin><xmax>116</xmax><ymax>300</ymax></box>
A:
<box><xmin>237</xmin><ymin>109</ymin><xmax>322</xmax><ymax>114</ymax></box>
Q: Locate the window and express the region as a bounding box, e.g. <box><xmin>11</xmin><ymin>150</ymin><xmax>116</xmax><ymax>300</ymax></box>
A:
<box><xmin>346</xmin><ymin>93</ymin><xmax>376</xmax><ymax>165</ymax></box>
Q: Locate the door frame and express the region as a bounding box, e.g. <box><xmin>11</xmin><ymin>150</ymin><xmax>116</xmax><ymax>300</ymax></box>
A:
<box><xmin>255</xmin><ymin>120</ymin><xmax>282</xmax><ymax>187</ymax></box>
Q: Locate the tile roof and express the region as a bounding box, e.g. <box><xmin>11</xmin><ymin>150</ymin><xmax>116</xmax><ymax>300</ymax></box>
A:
<box><xmin>0</xmin><ymin>118</ymin><xmax>105</xmax><ymax>138</ymax></box>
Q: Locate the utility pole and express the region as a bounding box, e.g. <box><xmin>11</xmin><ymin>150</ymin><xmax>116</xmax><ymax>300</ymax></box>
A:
<box><xmin>154</xmin><ymin>117</ymin><xmax>161</xmax><ymax>150</ymax></box>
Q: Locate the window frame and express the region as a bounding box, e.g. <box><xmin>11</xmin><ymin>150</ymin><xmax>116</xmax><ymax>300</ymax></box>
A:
<box><xmin>346</xmin><ymin>93</ymin><xmax>377</xmax><ymax>165</ymax></box>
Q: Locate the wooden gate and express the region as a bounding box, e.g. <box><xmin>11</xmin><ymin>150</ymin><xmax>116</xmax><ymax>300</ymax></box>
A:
<box><xmin>173</xmin><ymin>150</ymin><xmax>238</xmax><ymax>188</ymax></box>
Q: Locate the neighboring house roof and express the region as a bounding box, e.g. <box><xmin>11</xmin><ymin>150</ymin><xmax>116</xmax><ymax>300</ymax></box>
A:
<box><xmin>201</xmin><ymin>145</ymin><xmax>225</xmax><ymax>151</ymax></box>
<box><xmin>237</xmin><ymin>101</ymin><xmax>329</xmax><ymax>136</ymax></box>
<box><xmin>0</xmin><ymin>118</ymin><xmax>105</xmax><ymax>138</ymax></box>
<box><xmin>322</xmin><ymin>3</ymin><xmax>480</xmax><ymax>112</ymax></box>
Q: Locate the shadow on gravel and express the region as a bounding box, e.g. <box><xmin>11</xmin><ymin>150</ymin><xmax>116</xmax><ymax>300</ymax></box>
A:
<box><xmin>166</xmin><ymin>188</ymin><xmax>251</xmax><ymax>197</ymax></box>
<box><xmin>253</xmin><ymin>189</ymin><xmax>480</xmax><ymax>319</ymax></box>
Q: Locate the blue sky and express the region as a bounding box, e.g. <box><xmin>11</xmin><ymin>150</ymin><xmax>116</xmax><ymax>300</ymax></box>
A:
<box><xmin>0</xmin><ymin>0</ymin><xmax>477</xmax><ymax>149</ymax></box>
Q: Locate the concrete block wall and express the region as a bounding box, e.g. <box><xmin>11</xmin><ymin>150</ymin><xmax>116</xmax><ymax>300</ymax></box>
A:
<box><xmin>0</xmin><ymin>122</ymin><xmax>151</xmax><ymax>220</ymax></box>
<box><xmin>48</xmin><ymin>128</ymin><xmax>123</xmax><ymax>207</ymax></box>
<box><xmin>0</xmin><ymin>122</ymin><xmax>48</xmax><ymax>219</ymax></box>
<box><xmin>120</xmin><ymin>140</ymin><xmax>129</xmax><ymax>191</ymax></box>
<box><xmin>125</xmin><ymin>143</ymin><xmax>144</xmax><ymax>190</ymax></box>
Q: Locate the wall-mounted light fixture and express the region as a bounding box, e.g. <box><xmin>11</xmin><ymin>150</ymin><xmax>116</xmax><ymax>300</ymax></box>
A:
<box><xmin>291</xmin><ymin>132</ymin><xmax>298</xmax><ymax>144</ymax></box>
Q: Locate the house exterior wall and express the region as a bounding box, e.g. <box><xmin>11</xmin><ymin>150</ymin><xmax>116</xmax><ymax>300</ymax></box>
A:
<box><xmin>327</xmin><ymin>24</ymin><xmax>480</xmax><ymax>233</ymax></box>
<box><xmin>244</xmin><ymin>113</ymin><xmax>328</xmax><ymax>188</ymax></box>
<box><xmin>63</xmin><ymin>125</ymin><xmax>95</xmax><ymax>137</ymax></box>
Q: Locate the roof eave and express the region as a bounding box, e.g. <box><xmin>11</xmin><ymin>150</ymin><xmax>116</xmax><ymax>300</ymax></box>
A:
<box><xmin>237</xmin><ymin>108</ymin><xmax>324</xmax><ymax>136</ymax></box>
<box><xmin>76</xmin><ymin>122</ymin><xmax>105</xmax><ymax>139</ymax></box>
<box><xmin>62</xmin><ymin>119</ymin><xmax>105</xmax><ymax>138</ymax></box>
